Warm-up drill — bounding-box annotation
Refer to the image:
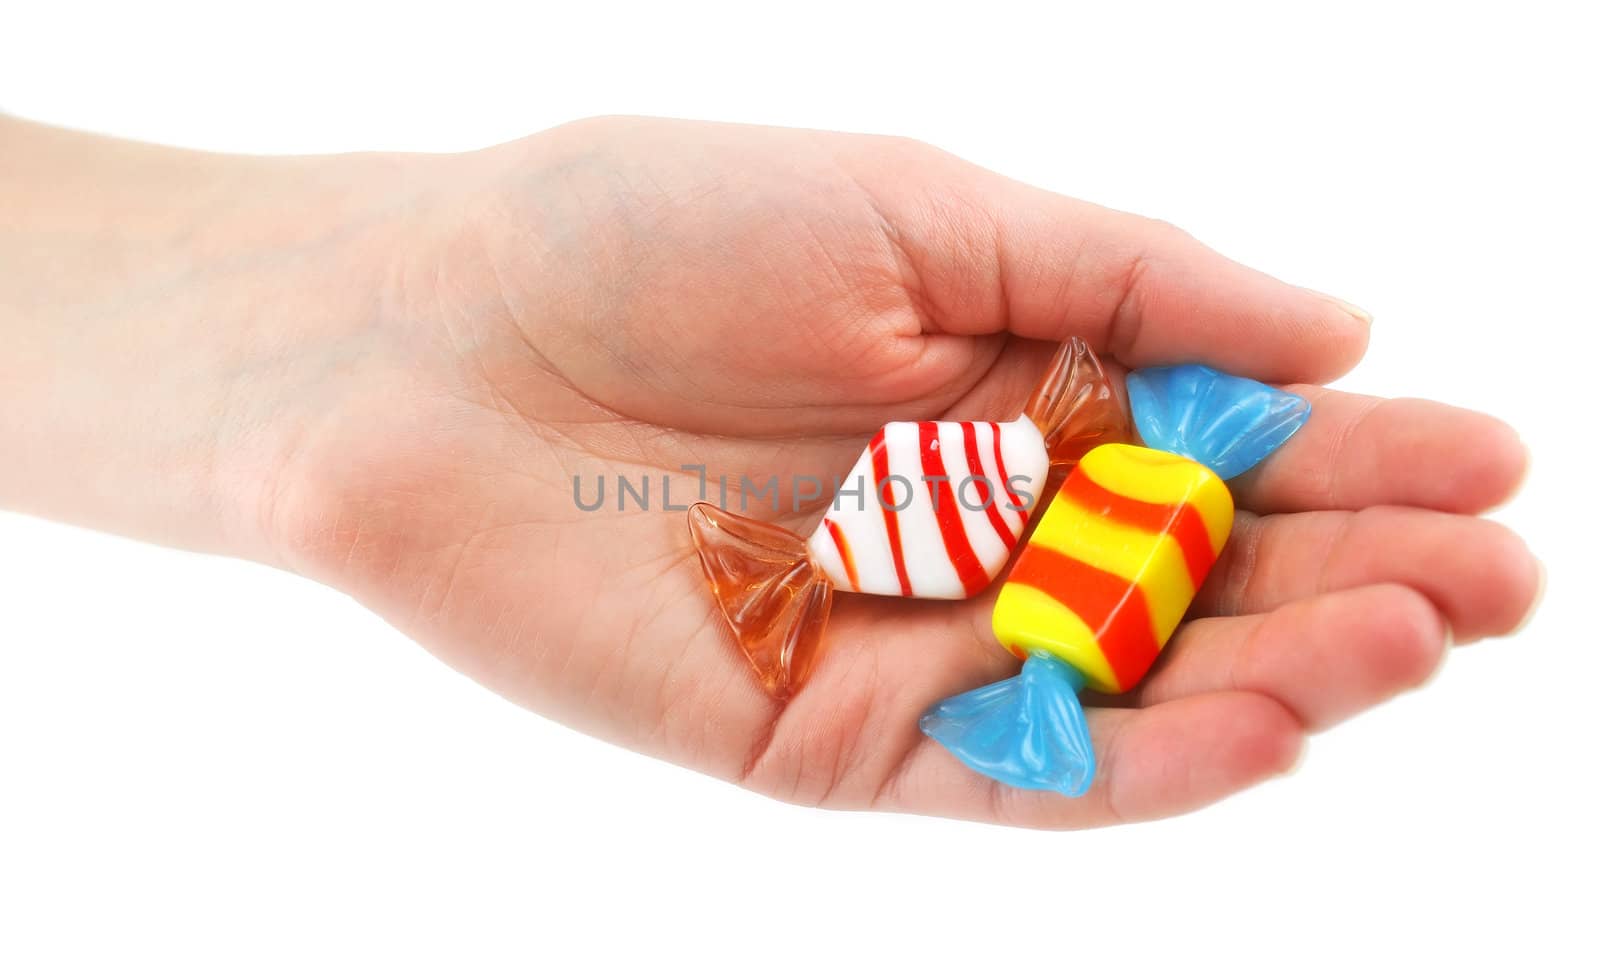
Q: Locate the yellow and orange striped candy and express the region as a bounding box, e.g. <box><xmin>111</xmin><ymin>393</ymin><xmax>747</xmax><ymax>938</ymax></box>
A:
<box><xmin>992</xmin><ymin>442</ymin><xmax>1234</xmax><ymax>694</ymax></box>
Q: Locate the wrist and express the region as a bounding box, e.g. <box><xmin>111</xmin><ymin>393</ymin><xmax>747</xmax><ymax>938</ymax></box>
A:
<box><xmin>0</xmin><ymin>118</ymin><xmax>452</xmax><ymax>566</ymax></box>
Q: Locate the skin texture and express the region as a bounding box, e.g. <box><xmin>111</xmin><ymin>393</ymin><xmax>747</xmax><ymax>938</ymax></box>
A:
<box><xmin>0</xmin><ymin>115</ymin><xmax>1541</xmax><ymax>827</ymax></box>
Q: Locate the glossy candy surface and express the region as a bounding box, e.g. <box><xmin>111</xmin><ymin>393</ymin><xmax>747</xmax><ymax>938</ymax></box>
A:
<box><xmin>689</xmin><ymin>338</ymin><xmax>1129</xmax><ymax>698</ymax></box>
<box><xmin>809</xmin><ymin>419</ymin><xmax>1047</xmax><ymax>600</ymax></box>
<box><xmin>993</xmin><ymin>443</ymin><xmax>1233</xmax><ymax>694</ymax></box>
<box><xmin>923</xmin><ymin>365</ymin><xmax>1310</xmax><ymax>795</ymax></box>
<box><xmin>1127</xmin><ymin>364</ymin><xmax>1312</xmax><ymax>480</ymax></box>
<box><xmin>688</xmin><ymin>505</ymin><xmax>834</xmax><ymax>696</ymax></box>
<box><xmin>916</xmin><ymin>654</ymin><xmax>1096</xmax><ymax>796</ymax></box>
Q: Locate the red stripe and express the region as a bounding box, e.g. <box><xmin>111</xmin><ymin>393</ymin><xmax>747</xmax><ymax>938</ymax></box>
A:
<box><xmin>961</xmin><ymin>421</ymin><xmax>1017</xmax><ymax>550</ymax></box>
<box><xmin>920</xmin><ymin>422</ymin><xmax>989</xmax><ymax>597</ymax></box>
<box><xmin>868</xmin><ymin>429</ymin><xmax>913</xmax><ymax>597</ymax></box>
<box><xmin>989</xmin><ymin>422</ymin><xmax>1026</xmax><ymax>513</ymax></box>
<box><xmin>1006</xmin><ymin>545</ymin><xmax>1161</xmax><ymax>692</ymax></box>
<box><xmin>1062</xmin><ymin>468</ymin><xmax>1217</xmax><ymax>588</ymax></box>
<box><xmin>821</xmin><ymin>517</ymin><xmax>860</xmax><ymax>591</ymax></box>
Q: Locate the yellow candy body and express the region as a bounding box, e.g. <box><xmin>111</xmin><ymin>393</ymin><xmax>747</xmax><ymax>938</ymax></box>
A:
<box><xmin>992</xmin><ymin>443</ymin><xmax>1234</xmax><ymax>694</ymax></box>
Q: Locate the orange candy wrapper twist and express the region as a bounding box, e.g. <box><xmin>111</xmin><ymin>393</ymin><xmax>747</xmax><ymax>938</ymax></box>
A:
<box><xmin>688</xmin><ymin>339</ymin><xmax>1129</xmax><ymax>698</ymax></box>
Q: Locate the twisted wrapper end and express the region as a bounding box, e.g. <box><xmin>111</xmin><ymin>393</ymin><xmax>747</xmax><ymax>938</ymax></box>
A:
<box><xmin>1023</xmin><ymin>337</ymin><xmax>1132</xmax><ymax>467</ymax></box>
<box><xmin>687</xmin><ymin>502</ymin><xmax>833</xmax><ymax>699</ymax></box>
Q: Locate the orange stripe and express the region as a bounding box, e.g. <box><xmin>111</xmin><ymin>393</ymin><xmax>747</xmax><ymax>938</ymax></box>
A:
<box><xmin>920</xmin><ymin>422</ymin><xmax>989</xmax><ymax>597</ymax></box>
<box><xmin>822</xmin><ymin>518</ymin><xmax>859</xmax><ymax>591</ymax></box>
<box><xmin>962</xmin><ymin>421</ymin><xmax>1016</xmax><ymax>549</ymax></box>
<box><xmin>989</xmin><ymin>422</ymin><xmax>1025</xmax><ymax>512</ymax></box>
<box><xmin>1005</xmin><ymin>545</ymin><xmax>1160</xmax><ymax>691</ymax></box>
<box><xmin>868</xmin><ymin>429</ymin><xmax>912</xmax><ymax>597</ymax></box>
<box><xmin>1062</xmin><ymin>468</ymin><xmax>1217</xmax><ymax>588</ymax></box>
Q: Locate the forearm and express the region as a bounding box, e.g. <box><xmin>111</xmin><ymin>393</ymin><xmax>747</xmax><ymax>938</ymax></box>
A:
<box><xmin>0</xmin><ymin>117</ymin><xmax>437</xmax><ymax>564</ymax></box>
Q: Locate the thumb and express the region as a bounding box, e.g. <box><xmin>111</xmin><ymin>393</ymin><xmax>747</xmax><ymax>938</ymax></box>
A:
<box><xmin>839</xmin><ymin>136</ymin><xmax>1371</xmax><ymax>384</ymax></box>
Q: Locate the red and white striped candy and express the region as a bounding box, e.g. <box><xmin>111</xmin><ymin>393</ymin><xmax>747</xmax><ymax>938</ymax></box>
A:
<box><xmin>806</xmin><ymin>418</ymin><xmax>1050</xmax><ymax>599</ymax></box>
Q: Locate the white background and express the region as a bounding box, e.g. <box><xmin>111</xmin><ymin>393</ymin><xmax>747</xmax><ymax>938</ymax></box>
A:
<box><xmin>2</xmin><ymin>2</ymin><xmax>1594</xmax><ymax>972</ymax></box>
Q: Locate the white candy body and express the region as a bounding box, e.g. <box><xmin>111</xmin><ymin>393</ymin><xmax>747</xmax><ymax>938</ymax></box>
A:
<box><xmin>806</xmin><ymin>417</ymin><xmax>1049</xmax><ymax>599</ymax></box>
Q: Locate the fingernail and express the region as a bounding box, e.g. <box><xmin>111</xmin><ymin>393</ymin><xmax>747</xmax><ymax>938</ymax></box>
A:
<box><xmin>1507</xmin><ymin>435</ymin><xmax>1532</xmax><ymax>503</ymax></box>
<box><xmin>1334</xmin><ymin>299</ymin><xmax>1373</xmax><ymax>326</ymax></box>
<box><xmin>1406</xmin><ymin>619</ymin><xmax>1453</xmax><ymax>696</ymax></box>
<box><xmin>1309</xmin><ymin>289</ymin><xmax>1373</xmax><ymax>325</ymax></box>
<box><xmin>1278</xmin><ymin>738</ymin><xmax>1309</xmax><ymax>779</ymax></box>
<box><xmin>1478</xmin><ymin>440</ymin><xmax>1532</xmax><ymax>520</ymax></box>
<box><xmin>1510</xmin><ymin>556</ymin><xmax>1547</xmax><ymax>637</ymax></box>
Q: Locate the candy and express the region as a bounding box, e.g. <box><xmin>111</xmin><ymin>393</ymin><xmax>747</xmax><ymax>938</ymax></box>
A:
<box><xmin>809</xmin><ymin>418</ymin><xmax>1047</xmax><ymax>600</ymax></box>
<box><xmin>920</xmin><ymin>364</ymin><xmax>1312</xmax><ymax>796</ymax></box>
<box><xmin>689</xmin><ymin>339</ymin><xmax>1129</xmax><ymax>698</ymax></box>
<box><xmin>991</xmin><ymin>442</ymin><xmax>1233</xmax><ymax>694</ymax></box>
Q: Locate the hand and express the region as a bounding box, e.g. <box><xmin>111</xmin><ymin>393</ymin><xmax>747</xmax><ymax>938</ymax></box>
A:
<box><xmin>3</xmin><ymin>116</ymin><xmax>1540</xmax><ymax>827</ymax></box>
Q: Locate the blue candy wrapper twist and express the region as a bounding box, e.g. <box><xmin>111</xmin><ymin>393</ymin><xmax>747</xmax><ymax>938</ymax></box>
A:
<box><xmin>919</xmin><ymin>654</ymin><xmax>1095</xmax><ymax>795</ymax></box>
<box><xmin>1125</xmin><ymin>364</ymin><xmax>1311</xmax><ymax>478</ymax></box>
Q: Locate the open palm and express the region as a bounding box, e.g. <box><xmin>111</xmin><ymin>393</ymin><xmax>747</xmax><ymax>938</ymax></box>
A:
<box><xmin>270</xmin><ymin>117</ymin><xmax>1538</xmax><ymax>827</ymax></box>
